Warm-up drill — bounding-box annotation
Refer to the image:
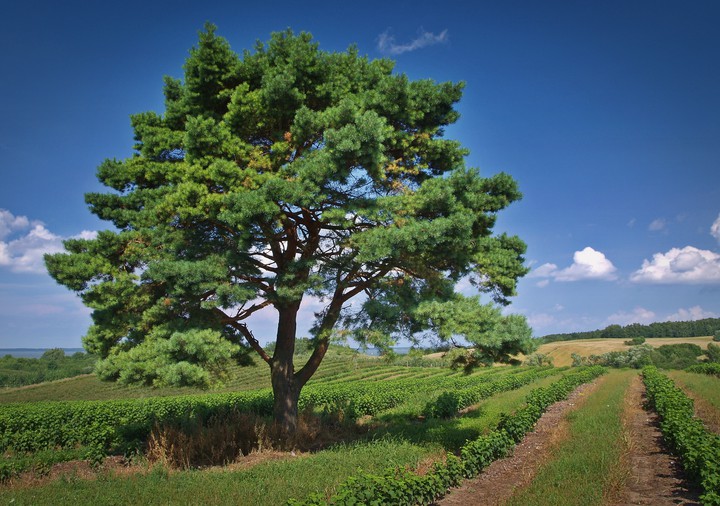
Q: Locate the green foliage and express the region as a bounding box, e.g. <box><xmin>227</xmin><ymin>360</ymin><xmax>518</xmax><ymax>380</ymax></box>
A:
<box><xmin>570</xmin><ymin>353</ymin><xmax>583</xmax><ymax>367</ymax></box>
<box><xmin>541</xmin><ymin>318</ymin><xmax>720</xmax><ymax>343</ymax></box>
<box><xmin>650</xmin><ymin>343</ymin><xmax>703</xmax><ymax>369</ymax></box>
<box><xmin>584</xmin><ymin>344</ymin><xmax>654</xmax><ymax>369</ymax></box>
<box><xmin>686</xmin><ymin>362</ymin><xmax>720</xmax><ymax>377</ymax></box>
<box><xmin>0</xmin><ymin>368</ymin><xmax>530</xmax><ymax>456</ymax></box>
<box><xmin>94</xmin><ymin>329</ymin><xmax>242</xmax><ymax>388</ymax></box>
<box><xmin>422</xmin><ymin>367</ymin><xmax>559</xmax><ymax>418</ymax></box>
<box><xmin>0</xmin><ymin>351</ymin><xmax>96</xmax><ymax>388</ymax></box>
<box><xmin>290</xmin><ymin>366</ymin><xmax>606</xmax><ymax>505</ymax></box>
<box><xmin>624</xmin><ymin>336</ymin><xmax>645</xmax><ymax>346</ymax></box>
<box><xmin>523</xmin><ymin>353</ymin><xmax>553</xmax><ymax>367</ymax></box>
<box><xmin>44</xmin><ymin>25</ymin><xmax>528</xmax><ymax>399</ymax></box>
<box><xmin>714</xmin><ymin>330</ymin><xmax>720</xmax><ymax>342</ymax></box>
<box><xmin>642</xmin><ymin>366</ymin><xmax>720</xmax><ymax>505</ymax></box>
<box><xmin>580</xmin><ymin>343</ymin><xmax>703</xmax><ymax>370</ymax></box>
<box><xmin>416</xmin><ymin>296</ymin><xmax>534</xmax><ymax>370</ymax></box>
<box><xmin>706</xmin><ymin>343</ymin><xmax>720</xmax><ymax>363</ymax></box>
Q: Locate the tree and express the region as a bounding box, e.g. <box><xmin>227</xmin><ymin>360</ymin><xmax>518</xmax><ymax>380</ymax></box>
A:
<box><xmin>45</xmin><ymin>25</ymin><xmax>530</xmax><ymax>435</ymax></box>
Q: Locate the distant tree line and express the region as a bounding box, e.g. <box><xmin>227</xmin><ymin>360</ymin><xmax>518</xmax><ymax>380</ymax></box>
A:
<box><xmin>0</xmin><ymin>349</ymin><xmax>96</xmax><ymax>388</ymax></box>
<box><xmin>539</xmin><ymin>318</ymin><xmax>720</xmax><ymax>344</ymax></box>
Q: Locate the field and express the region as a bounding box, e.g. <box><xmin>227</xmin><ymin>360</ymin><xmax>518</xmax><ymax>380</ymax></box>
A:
<box><xmin>1</xmin><ymin>354</ymin><xmax>719</xmax><ymax>505</ymax></box>
<box><xmin>535</xmin><ymin>336</ymin><xmax>715</xmax><ymax>367</ymax></box>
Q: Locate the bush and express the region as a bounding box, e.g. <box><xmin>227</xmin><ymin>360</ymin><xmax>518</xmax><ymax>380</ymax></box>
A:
<box><xmin>624</xmin><ymin>337</ymin><xmax>645</xmax><ymax>346</ymax></box>
<box><xmin>650</xmin><ymin>343</ymin><xmax>703</xmax><ymax>369</ymax></box>
<box><xmin>704</xmin><ymin>343</ymin><xmax>720</xmax><ymax>363</ymax></box>
<box><xmin>524</xmin><ymin>353</ymin><xmax>554</xmax><ymax>367</ymax></box>
<box><xmin>714</xmin><ymin>330</ymin><xmax>720</xmax><ymax>342</ymax></box>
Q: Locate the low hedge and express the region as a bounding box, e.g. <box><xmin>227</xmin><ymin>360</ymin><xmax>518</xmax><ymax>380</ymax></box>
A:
<box><xmin>642</xmin><ymin>366</ymin><xmax>720</xmax><ymax>505</ymax></box>
<box><xmin>686</xmin><ymin>363</ymin><xmax>720</xmax><ymax>377</ymax></box>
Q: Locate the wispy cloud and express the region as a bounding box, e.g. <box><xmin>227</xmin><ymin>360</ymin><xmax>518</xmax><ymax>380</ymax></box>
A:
<box><xmin>377</xmin><ymin>28</ymin><xmax>448</xmax><ymax>55</ymax></box>
<box><xmin>648</xmin><ymin>218</ymin><xmax>667</xmax><ymax>232</ymax></box>
<box><xmin>528</xmin><ymin>247</ymin><xmax>618</xmax><ymax>285</ymax></box>
<box><xmin>605</xmin><ymin>307</ymin><xmax>657</xmax><ymax>326</ymax></box>
<box><xmin>711</xmin><ymin>213</ymin><xmax>720</xmax><ymax>243</ymax></box>
<box><xmin>665</xmin><ymin>305</ymin><xmax>717</xmax><ymax>321</ymax></box>
<box><xmin>0</xmin><ymin>209</ymin><xmax>96</xmax><ymax>274</ymax></box>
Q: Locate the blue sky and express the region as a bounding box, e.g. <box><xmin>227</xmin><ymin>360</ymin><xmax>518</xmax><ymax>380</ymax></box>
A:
<box><xmin>1</xmin><ymin>0</ymin><xmax>719</xmax><ymax>348</ymax></box>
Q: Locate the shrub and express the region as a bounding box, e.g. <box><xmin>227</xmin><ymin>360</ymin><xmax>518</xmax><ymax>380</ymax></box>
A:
<box><xmin>524</xmin><ymin>353</ymin><xmax>554</xmax><ymax>367</ymax></box>
<box><xmin>624</xmin><ymin>337</ymin><xmax>645</xmax><ymax>346</ymax></box>
<box><xmin>706</xmin><ymin>343</ymin><xmax>720</xmax><ymax>363</ymax></box>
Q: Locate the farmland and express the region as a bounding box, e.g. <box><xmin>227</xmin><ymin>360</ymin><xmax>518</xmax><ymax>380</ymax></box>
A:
<box><xmin>535</xmin><ymin>336</ymin><xmax>716</xmax><ymax>367</ymax></box>
<box><xmin>1</xmin><ymin>353</ymin><xmax>719</xmax><ymax>505</ymax></box>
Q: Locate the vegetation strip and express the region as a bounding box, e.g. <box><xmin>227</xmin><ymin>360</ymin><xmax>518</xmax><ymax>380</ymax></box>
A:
<box><xmin>642</xmin><ymin>366</ymin><xmax>720</xmax><ymax>505</ymax></box>
<box><xmin>504</xmin><ymin>370</ymin><xmax>630</xmax><ymax>505</ymax></box>
<box><xmin>288</xmin><ymin>366</ymin><xmax>606</xmax><ymax>505</ymax></box>
<box><xmin>0</xmin><ymin>367</ymin><xmax>555</xmax><ymax>481</ymax></box>
<box><xmin>668</xmin><ymin>371</ymin><xmax>720</xmax><ymax>435</ymax></box>
<box><xmin>686</xmin><ymin>363</ymin><xmax>720</xmax><ymax>377</ymax></box>
<box><xmin>613</xmin><ymin>374</ymin><xmax>700</xmax><ymax>505</ymax></box>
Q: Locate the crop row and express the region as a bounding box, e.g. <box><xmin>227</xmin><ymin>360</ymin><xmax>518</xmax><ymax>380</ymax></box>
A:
<box><xmin>686</xmin><ymin>363</ymin><xmax>720</xmax><ymax>377</ymax></box>
<box><xmin>642</xmin><ymin>366</ymin><xmax>720</xmax><ymax>505</ymax></box>
<box><xmin>0</xmin><ymin>366</ymin><xmax>540</xmax><ymax>457</ymax></box>
<box><xmin>289</xmin><ymin>366</ymin><xmax>607</xmax><ymax>505</ymax></box>
<box><xmin>301</xmin><ymin>366</ymin><xmax>558</xmax><ymax>419</ymax></box>
<box><xmin>422</xmin><ymin>367</ymin><xmax>561</xmax><ymax>418</ymax></box>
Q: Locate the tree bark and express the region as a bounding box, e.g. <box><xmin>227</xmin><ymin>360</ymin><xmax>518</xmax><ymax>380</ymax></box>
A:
<box><xmin>271</xmin><ymin>302</ymin><xmax>301</xmax><ymax>435</ymax></box>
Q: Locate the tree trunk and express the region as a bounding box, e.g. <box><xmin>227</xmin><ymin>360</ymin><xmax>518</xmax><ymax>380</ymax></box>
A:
<box><xmin>271</xmin><ymin>302</ymin><xmax>301</xmax><ymax>435</ymax></box>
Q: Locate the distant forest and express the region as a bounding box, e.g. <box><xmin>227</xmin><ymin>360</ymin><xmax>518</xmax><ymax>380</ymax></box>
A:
<box><xmin>539</xmin><ymin>318</ymin><xmax>720</xmax><ymax>344</ymax></box>
<box><xmin>0</xmin><ymin>349</ymin><xmax>95</xmax><ymax>388</ymax></box>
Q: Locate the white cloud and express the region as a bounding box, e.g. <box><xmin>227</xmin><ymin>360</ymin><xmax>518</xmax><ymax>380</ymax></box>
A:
<box><xmin>377</xmin><ymin>28</ymin><xmax>448</xmax><ymax>55</ymax></box>
<box><xmin>711</xmin><ymin>213</ymin><xmax>720</xmax><ymax>243</ymax></box>
<box><xmin>648</xmin><ymin>218</ymin><xmax>667</xmax><ymax>232</ymax></box>
<box><xmin>630</xmin><ymin>246</ymin><xmax>720</xmax><ymax>284</ymax></box>
<box><xmin>0</xmin><ymin>224</ymin><xmax>65</xmax><ymax>274</ymax></box>
<box><xmin>665</xmin><ymin>306</ymin><xmax>717</xmax><ymax>322</ymax></box>
<box><xmin>0</xmin><ymin>209</ymin><xmax>31</xmax><ymax>239</ymax></box>
<box><xmin>605</xmin><ymin>307</ymin><xmax>657</xmax><ymax>327</ymax></box>
<box><xmin>0</xmin><ymin>209</ymin><xmax>97</xmax><ymax>275</ymax></box>
<box><xmin>529</xmin><ymin>247</ymin><xmax>617</xmax><ymax>283</ymax></box>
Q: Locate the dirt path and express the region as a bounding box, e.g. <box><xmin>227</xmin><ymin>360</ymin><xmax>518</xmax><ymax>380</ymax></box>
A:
<box><xmin>435</xmin><ymin>376</ymin><xmax>604</xmax><ymax>506</ymax></box>
<box><xmin>610</xmin><ymin>374</ymin><xmax>700</xmax><ymax>506</ymax></box>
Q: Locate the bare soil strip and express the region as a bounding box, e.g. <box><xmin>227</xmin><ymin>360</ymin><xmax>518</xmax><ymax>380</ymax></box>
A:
<box><xmin>435</xmin><ymin>376</ymin><xmax>605</xmax><ymax>506</ymax></box>
<box><xmin>610</xmin><ymin>374</ymin><xmax>700</xmax><ymax>506</ymax></box>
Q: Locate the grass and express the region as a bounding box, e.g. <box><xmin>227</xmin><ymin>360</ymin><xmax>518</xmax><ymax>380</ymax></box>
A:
<box><xmin>537</xmin><ymin>337</ymin><xmax>715</xmax><ymax>367</ymax></box>
<box><xmin>504</xmin><ymin>369</ymin><xmax>633</xmax><ymax>506</ymax></box>
<box><xmin>667</xmin><ymin>369</ymin><xmax>720</xmax><ymax>431</ymax></box>
<box><xmin>0</xmin><ymin>367</ymin><xmax>576</xmax><ymax>505</ymax></box>
<box><xmin>372</xmin><ymin>370</ymin><xmax>566</xmax><ymax>452</ymax></box>
<box><xmin>0</xmin><ymin>438</ymin><xmax>432</xmax><ymax>506</ymax></box>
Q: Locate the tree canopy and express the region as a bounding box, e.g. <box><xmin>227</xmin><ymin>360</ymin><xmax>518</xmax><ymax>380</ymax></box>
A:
<box><xmin>46</xmin><ymin>25</ymin><xmax>531</xmax><ymax>432</ymax></box>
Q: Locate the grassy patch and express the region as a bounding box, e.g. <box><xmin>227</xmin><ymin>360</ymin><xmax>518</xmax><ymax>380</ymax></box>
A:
<box><xmin>668</xmin><ymin>370</ymin><xmax>720</xmax><ymax>431</ymax></box>
<box><xmin>372</xmin><ymin>371</ymin><xmax>568</xmax><ymax>452</ymax></box>
<box><xmin>0</xmin><ymin>437</ymin><xmax>432</xmax><ymax>505</ymax></box>
<box><xmin>505</xmin><ymin>369</ymin><xmax>633</xmax><ymax>506</ymax></box>
<box><xmin>668</xmin><ymin>370</ymin><xmax>720</xmax><ymax>412</ymax></box>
